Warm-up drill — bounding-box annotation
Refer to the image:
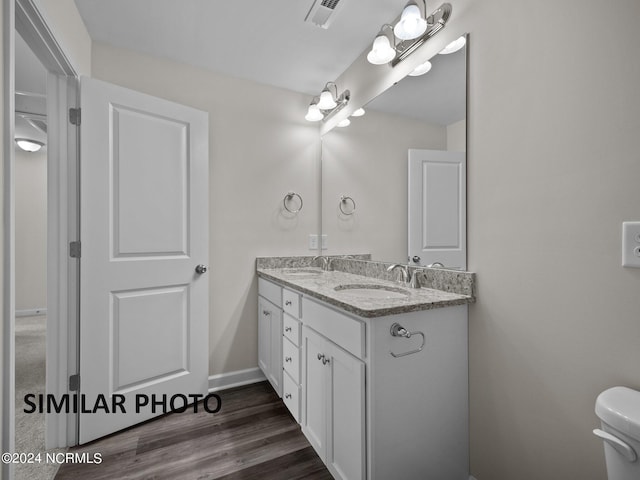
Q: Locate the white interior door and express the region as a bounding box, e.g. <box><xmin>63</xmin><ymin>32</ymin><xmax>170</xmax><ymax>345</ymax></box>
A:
<box><xmin>408</xmin><ymin>149</ymin><xmax>466</xmax><ymax>269</ymax></box>
<box><xmin>79</xmin><ymin>77</ymin><xmax>209</xmax><ymax>443</ymax></box>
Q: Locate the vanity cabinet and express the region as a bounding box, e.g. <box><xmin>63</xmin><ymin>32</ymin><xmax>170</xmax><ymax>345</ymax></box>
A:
<box><xmin>257</xmin><ymin>279</ymin><xmax>283</xmax><ymax>396</ymax></box>
<box><xmin>257</xmin><ymin>275</ymin><xmax>469</xmax><ymax>480</ymax></box>
<box><xmin>302</xmin><ymin>325</ymin><xmax>365</xmax><ymax>480</ymax></box>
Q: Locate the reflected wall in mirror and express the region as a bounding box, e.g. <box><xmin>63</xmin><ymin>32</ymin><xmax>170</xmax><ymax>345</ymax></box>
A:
<box><xmin>321</xmin><ymin>36</ymin><xmax>467</xmax><ymax>266</ymax></box>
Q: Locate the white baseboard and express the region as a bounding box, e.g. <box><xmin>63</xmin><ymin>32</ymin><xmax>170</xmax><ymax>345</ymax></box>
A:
<box><xmin>16</xmin><ymin>308</ymin><xmax>47</xmax><ymax>317</ymax></box>
<box><xmin>208</xmin><ymin>367</ymin><xmax>266</xmax><ymax>393</ymax></box>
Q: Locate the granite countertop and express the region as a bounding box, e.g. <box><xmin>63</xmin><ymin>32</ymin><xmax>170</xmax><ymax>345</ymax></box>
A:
<box><xmin>257</xmin><ymin>267</ymin><xmax>473</xmax><ymax>318</ymax></box>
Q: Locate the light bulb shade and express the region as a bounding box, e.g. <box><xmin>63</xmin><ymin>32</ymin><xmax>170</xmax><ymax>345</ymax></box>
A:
<box><xmin>352</xmin><ymin>108</ymin><xmax>365</xmax><ymax>117</ymax></box>
<box><xmin>440</xmin><ymin>36</ymin><xmax>466</xmax><ymax>54</ymax></box>
<box><xmin>318</xmin><ymin>89</ymin><xmax>337</xmax><ymax>110</ymax></box>
<box><xmin>305</xmin><ymin>103</ymin><xmax>324</xmax><ymax>122</ymax></box>
<box><xmin>337</xmin><ymin>118</ymin><xmax>351</xmax><ymax>128</ymax></box>
<box><xmin>394</xmin><ymin>3</ymin><xmax>427</xmax><ymax>40</ymax></box>
<box><xmin>409</xmin><ymin>60</ymin><xmax>432</xmax><ymax>76</ymax></box>
<box><xmin>367</xmin><ymin>34</ymin><xmax>396</xmax><ymax>65</ymax></box>
<box><xmin>15</xmin><ymin>138</ymin><xmax>44</xmax><ymax>152</ymax></box>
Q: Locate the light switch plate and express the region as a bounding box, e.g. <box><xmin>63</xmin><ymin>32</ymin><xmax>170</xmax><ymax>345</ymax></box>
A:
<box><xmin>622</xmin><ymin>222</ymin><xmax>640</xmax><ymax>268</ymax></box>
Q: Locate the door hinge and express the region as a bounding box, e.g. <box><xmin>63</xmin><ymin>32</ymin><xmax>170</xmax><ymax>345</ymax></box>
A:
<box><xmin>69</xmin><ymin>107</ymin><xmax>81</xmax><ymax>126</ymax></box>
<box><xmin>69</xmin><ymin>241</ymin><xmax>81</xmax><ymax>258</ymax></box>
<box><xmin>69</xmin><ymin>374</ymin><xmax>80</xmax><ymax>392</ymax></box>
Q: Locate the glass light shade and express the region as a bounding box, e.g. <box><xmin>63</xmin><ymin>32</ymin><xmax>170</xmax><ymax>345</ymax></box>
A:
<box><xmin>352</xmin><ymin>108</ymin><xmax>365</xmax><ymax>117</ymax></box>
<box><xmin>408</xmin><ymin>60</ymin><xmax>432</xmax><ymax>76</ymax></box>
<box><xmin>305</xmin><ymin>104</ymin><xmax>324</xmax><ymax>122</ymax></box>
<box><xmin>393</xmin><ymin>4</ymin><xmax>427</xmax><ymax>41</ymax></box>
<box><xmin>337</xmin><ymin>118</ymin><xmax>351</xmax><ymax>128</ymax></box>
<box><xmin>440</xmin><ymin>36</ymin><xmax>466</xmax><ymax>54</ymax></box>
<box><xmin>318</xmin><ymin>89</ymin><xmax>337</xmax><ymax>110</ymax></box>
<box><xmin>15</xmin><ymin>138</ymin><xmax>44</xmax><ymax>152</ymax></box>
<box><xmin>367</xmin><ymin>34</ymin><xmax>396</xmax><ymax>65</ymax></box>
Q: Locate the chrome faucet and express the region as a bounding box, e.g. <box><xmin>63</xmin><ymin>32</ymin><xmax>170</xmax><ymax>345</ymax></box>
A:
<box><xmin>387</xmin><ymin>264</ymin><xmax>411</xmax><ymax>284</ymax></box>
<box><xmin>313</xmin><ymin>255</ymin><xmax>332</xmax><ymax>271</ymax></box>
<box><xmin>410</xmin><ymin>270</ymin><xmax>426</xmax><ymax>289</ymax></box>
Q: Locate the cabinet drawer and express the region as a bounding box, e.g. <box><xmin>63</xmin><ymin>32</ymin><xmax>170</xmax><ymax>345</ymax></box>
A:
<box><xmin>283</xmin><ymin>314</ymin><xmax>301</xmax><ymax>346</ymax></box>
<box><xmin>302</xmin><ymin>298</ymin><xmax>365</xmax><ymax>359</ymax></box>
<box><xmin>282</xmin><ymin>372</ymin><xmax>300</xmax><ymax>423</ymax></box>
<box><xmin>258</xmin><ymin>278</ymin><xmax>282</xmax><ymax>308</ymax></box>
<box><xmin>283</xmin><ymin>337</ymin><xmax>300</xmax><ymax>384</ymax></box>
<box><xmin>282</xmin><ymin>288</ymin><xmax>301</xmax><ymax>318</ymax></box>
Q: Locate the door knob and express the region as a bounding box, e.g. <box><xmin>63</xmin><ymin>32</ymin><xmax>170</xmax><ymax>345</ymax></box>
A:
<box><xmin>411</xmin><ymin>255</ymin><xmax>421</xmax><ymax>263</ymax></box>
<box><xmin>195</xmin><ymin>264</ymin><xmax>208</xmax><ymax>274</ymax></box>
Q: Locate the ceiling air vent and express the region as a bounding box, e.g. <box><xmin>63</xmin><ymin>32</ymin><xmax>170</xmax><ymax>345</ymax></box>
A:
<box><xmin>305</xmin><ymin>0</ymin><xmax>346</xmax><ymax>29</ymax></box>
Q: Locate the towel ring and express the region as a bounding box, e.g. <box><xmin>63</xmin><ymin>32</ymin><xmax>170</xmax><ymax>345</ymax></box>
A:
<box><xmin>283</xmin><ymin>192</ymin><xmax>303</xmax><ymax>214</ymax></box>
<box><xmin>389</xmin><ymin>323</ymin><xmax>426</xmax><ymax>358</ymax></box>
<box><xmin>339</xmin><ymin>195</ymin><xmax>356</xmax><ymax>215</ymax></box>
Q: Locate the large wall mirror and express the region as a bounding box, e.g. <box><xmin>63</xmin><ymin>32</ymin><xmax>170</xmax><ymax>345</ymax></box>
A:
<box><xmin>321</xmin><ymin>35</ymin><xmax>467</xmax><ymax>268</ymax></box>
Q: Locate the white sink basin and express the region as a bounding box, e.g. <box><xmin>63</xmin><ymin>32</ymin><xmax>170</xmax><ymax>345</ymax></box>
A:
<box><xmin>334</xmin><ymin>284</ymin><xmax>410</xmax><ymax>299</ymax></box>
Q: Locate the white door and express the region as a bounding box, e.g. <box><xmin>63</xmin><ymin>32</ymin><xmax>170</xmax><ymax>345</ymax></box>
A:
<box><xmin>79</xmin><ymin>77</ymin><xmax>209</xmax><ymax>443</ymax></box>
<box><xmin>408</xmin><ymin>149</ymin><xmax>466</xmax><ymax>269</ymax></box>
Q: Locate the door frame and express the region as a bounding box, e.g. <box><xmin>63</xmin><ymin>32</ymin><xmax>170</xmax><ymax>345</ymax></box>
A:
<box><xmin>3</xmin><ymin>1</ymin><xmax>79</xmax><ymax>474</ymax></box>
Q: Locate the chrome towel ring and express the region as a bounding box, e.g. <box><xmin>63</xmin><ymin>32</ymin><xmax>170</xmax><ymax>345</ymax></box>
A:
<box><xmin>283</xmin><ymin>192</ymin><xmax>303</xmax><ymax>214</ymax></box>
<box><xmin>389</xmin><ymin>322</ymin><xmax>426</xmax><ymax>358</ymax></box>
<box><xmin>339</xmin><ymin>195</ymin><xmax>356</xmax><ymax>215</ymax></box>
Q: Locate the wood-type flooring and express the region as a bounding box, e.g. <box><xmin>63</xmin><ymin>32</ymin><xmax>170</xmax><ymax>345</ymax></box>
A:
<box><xmin>55</xmin><ymin>382</ymin><xmax>332</xmax><ymax>480</ymax></box>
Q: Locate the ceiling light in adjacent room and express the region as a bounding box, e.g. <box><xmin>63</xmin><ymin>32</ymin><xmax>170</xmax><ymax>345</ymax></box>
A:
<box><xmin>15</xmin><ymin>138</ymin><xmax>44</xmax><ymax>152</ymax></box>
<box><xmin>439</xmin><ymin>35</ymin><xmax>466</xmax><ymax>54</ymax></box>
<box><xmin>352</xmin><ymin>108</ymin><xmax>365</xmax><ymax>117</ymax></box>
<box><xmin>394</xmin><ymin>1</ymin><xmax>428</xmax><ymax>41</ymax></box>
<box><xmin>409</xmin><ymin>60</ymin><xmax>432</xmax><ymax>76</ymax></box>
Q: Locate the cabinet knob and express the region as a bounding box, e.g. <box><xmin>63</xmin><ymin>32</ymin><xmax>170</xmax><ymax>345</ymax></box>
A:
<box><xmin>285</xmin><ymin>356</ymin><xmax>292</xmax><ymax>362</ymax></box>
<box><xmin>317</xmin><ymin>353</ymin><xmax>325</xmax><ymax>362</ymax></box>
<box><xmin>262</xmin><ymin>310</ymin><xmax>271</xmax><ymax>316</ymax></box>
<box><xmin>322</xmin><ymin>357</ymin><xmax>331</xmax><ymax>365</ymax></box>
<box><xmin>285</xmin><ymin>327</ymin><xmax>292</xmax><ymax>332</ymax></box>
<box><xmin>285</xmin><ymin>393</ymin><xmax>292</xmax><ymax>399</ymax></box>
<box><xmin>285</xmin><ymin>300</ymin><xmax>292</xmax><ymax>306</ymax></box>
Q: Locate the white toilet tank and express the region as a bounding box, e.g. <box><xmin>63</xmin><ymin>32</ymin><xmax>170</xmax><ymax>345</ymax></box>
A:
<box><xmin>594</xmin><ymin>386</ymin><xmax>640</xmax><ymax>480</ymax></box>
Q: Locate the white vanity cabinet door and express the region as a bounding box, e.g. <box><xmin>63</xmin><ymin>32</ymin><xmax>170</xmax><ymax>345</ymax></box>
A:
<box><xmin>302</xmin><ymin>325</ymin><xmax>365</xmax><ymax>480</ymax></box>
<box><xmin>258</xmin><ymin>296</ymin><xmax>282</xmax><ymax>396</ymax></box>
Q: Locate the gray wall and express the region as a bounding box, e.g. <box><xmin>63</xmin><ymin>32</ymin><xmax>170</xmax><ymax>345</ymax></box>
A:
<box><xmin>14</xmin><ymin>149</ymin><xmax>47</xmax><ymax>313</ymax></box>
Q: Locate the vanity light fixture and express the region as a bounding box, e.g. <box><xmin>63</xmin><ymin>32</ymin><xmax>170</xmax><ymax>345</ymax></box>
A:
<box><xmin>408</xmin><ymin>59</ymin><xmax>432</xmax><ymax>76</ymax></box>
<box><xmin>15</xmin><ymin>138</ymin><xmax>44</xmax><ymax>152</ymax></box>
<box><xmin>439</xmin><ymin>35</ymin><xmax>466</xmax><ymax>54</ymax></box>
<box><xmin>367</xmin><ymin>25</ymin><xmax>397</xmax><ymax>65</ymax></box>
<box><xmin>366</xmin><ymin>3</ymin><xmax>452</xmax><ymax>67</ymax></box>
<box><xmin>337</xmin><ymin>118</ymin><xmax>351</xmax><ymax>127</ymax></box>
<box><xmin>305</xmin><ymin>83</ymin><xmax>350</xmax><ymax>123</ymax></box>
<box><xmin>305</xmin><ymin>97</ymin><xmax>324</xmax><ymax>122</ymax></box>
<box><xmin>318</xmin><ymin>82</ymin><xmax>339</xmax><ymax>110</ymax></box>
<box><xmin>352</xmin><ymin>108</ymin><xmax>365</xmax><ymax>117</ymax></box>
<box><xmin>394</xmin><ymin>0</ymin><xmax>428</xmax><ymax>41</ymax></box>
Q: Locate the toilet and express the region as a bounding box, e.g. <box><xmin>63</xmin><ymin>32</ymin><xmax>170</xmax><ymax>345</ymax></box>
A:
<box><xmin>594</xmin><ymin>386</ymin><xmax>640</xmax><ymax>480</ymax></box>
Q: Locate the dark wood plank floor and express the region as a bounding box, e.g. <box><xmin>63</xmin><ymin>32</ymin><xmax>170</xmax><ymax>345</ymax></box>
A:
<box><xmin>55</xmin><ymin>382</ymin><xmax>333</xmax><ymax>480</ymax></box>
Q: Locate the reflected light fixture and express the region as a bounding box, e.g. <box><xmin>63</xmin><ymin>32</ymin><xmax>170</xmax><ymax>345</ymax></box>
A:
<box><xmin>318</xmin><ymin>82</ymin><xmax>338</xmax><ymax>109</ymax></box>
<box><xmin>367</xmin><ymin>25</ymin><xmax>396</xmax><ymax>65</ymax></box>
<box><xmin>15</xmin><ymin>138</ymin><xmax>44</xmax><ymax>152</ymax></box>
<box><xmin>394</xmin><ymin>0</ymin><xmax>428</xmax><ymax>41</ymax></box>
<box><xmin>352</xmin><ymin>108</ymin><xmax>365</xmax><ymax>117</ymax></box>
<box><xmin>305</xmin><ymin>97</ymin><xmax>324</xmax><ymax>122</ymax></box>
<box><xmin>439</xmin><ymin>35</ymin><xmax>466</xmax><ymax>54</ymax></box>
<box><xmin>337</xmin><ymin>118</ymin><xmax>351</xmax><ymax>128</ymax></box>
<box><xmin>408</xmin><ymin>60</ymin><xmax>432</xmax><ymax>76</ymax></box>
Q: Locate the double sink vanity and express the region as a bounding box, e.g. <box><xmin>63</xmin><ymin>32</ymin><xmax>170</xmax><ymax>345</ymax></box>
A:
<box><xmin>256</xmin><ymin>255</ymin><xmax>475</xmax><ymax>480</ymax></box>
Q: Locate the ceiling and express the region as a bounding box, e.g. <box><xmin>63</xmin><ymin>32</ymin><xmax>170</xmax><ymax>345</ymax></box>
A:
<box><xmin>74</xmin><ymin>0</ymin><xmax>466</xmax><ymax>125</ymax></box>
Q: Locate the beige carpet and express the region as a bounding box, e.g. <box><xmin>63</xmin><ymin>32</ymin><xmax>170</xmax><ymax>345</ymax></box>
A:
<box><xmin>15</xmin><ymin>316</ymin><xmax>65</xmax><ymax>480</ymax></box>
